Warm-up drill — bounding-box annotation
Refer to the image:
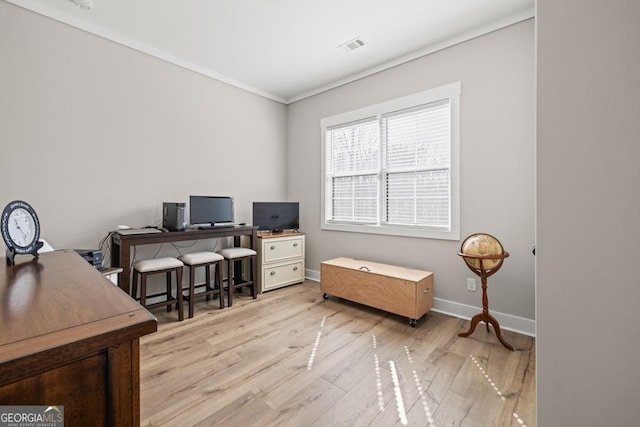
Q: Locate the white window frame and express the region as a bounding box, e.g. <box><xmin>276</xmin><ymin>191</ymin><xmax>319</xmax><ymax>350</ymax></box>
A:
<box><xmin>321</xmin><ymin>82</ymin><xmax>461</xmax><ymax>240</ymax></box>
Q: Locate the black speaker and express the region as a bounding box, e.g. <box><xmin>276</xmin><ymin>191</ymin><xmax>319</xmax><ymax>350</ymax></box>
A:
<box><xmin>163</xmin><ymin>202</ymin><xmax>186</xmax><ymax>231</ymax></box>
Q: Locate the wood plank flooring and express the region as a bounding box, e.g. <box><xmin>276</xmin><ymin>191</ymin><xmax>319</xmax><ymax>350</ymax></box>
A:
<box><xmin>139</xmin><ymin>281</ymin><xmax>535</xmax><ymax>426</ymax></box>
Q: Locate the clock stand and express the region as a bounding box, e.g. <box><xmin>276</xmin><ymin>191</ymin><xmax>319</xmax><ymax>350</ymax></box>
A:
<box><xmin>6</xmin><ymin>241</ymin><xmax>44</xmax><ymax>265</ymax></box>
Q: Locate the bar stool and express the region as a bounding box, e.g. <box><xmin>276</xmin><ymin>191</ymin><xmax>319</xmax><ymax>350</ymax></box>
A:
<box><xmin>217</xmin><ymin>247</ymin><xmax>257</xmax><ymax>307</ymax></box>
<box><xmin>131</xmin><ymin>257</ymin><xmax>184</xmax><ymax>321</ymax></box>
<box><xmin>178</xmin><ymin>251</ymin><xmax>225</xmax><ymax>318</ymax></box>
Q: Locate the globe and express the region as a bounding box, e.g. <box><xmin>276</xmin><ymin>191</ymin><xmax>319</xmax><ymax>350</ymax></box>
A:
<box><xmin>460</xmin><ymin>233</ymin><xmax>504</xmax><ymax>271</ymax></box>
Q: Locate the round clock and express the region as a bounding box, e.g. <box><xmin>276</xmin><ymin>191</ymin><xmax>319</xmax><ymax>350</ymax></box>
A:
<box><xmin>1</xmin><ymin>200</ymin><xmax>43</xmax><ymax>263</ymax></box>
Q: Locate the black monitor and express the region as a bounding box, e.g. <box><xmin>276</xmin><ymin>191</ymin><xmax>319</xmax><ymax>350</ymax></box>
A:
<box><xmin>252</xmin><ymin>202</ymin><xmax>299</xmax><ymax>233</ymax></box>
<box><xmin>189</xmin><ymin>196</ymin><xmax>234</xmax><ymax>226</ymax></box>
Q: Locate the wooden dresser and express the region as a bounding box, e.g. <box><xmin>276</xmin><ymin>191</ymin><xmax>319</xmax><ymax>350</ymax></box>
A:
<box><xmin>257</xmin><ymin>231</ymin><xmax>305</xmax><ymax>293</ymax></box>
<box><xmin>0</xmin><ymin>250</ymin><xmax>157</xmax><ymax>426</ymax></box>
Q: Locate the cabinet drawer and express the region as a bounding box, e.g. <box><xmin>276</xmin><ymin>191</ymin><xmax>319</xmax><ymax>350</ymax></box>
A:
<box><xmin>264</xmin><ymin>262</ymin><xmax>304</xmax><ymax>289</ymax></box>
<box><xmin>263</xmin><ymin>237</ymin><xmax>303</xmax><ymax>263</ymax></box>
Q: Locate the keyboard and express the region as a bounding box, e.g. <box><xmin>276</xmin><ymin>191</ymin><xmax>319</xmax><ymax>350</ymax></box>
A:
<box><xmin>197</xmin><ymin>224</ymin><xmax>235</xmax><ymax>230</ymax></box>
<box><xmin>117</xmin><ymin>228</ymin><xmax>162</xmax><ymax>235</ymax></box>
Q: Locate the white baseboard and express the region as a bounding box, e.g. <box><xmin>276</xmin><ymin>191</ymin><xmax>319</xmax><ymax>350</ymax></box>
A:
<box><xmin>306</xmin><ymin>268</ymin><xmax>321</xmax><ymax>282</ymax></box>
<box><xmin>431</xmin><ymin>298</ymin><xmax>535</xmax><ymax>337</ymax></box>
<box><xmin>305</xmin><ymin>268</ymin><xmax>535</xmax><ymax>337</ymax></box>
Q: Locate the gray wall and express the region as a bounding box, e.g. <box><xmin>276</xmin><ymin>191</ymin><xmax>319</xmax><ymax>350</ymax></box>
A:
<box><xmin>0</xmin><ymin>2</ymin><xmax>287</xmax><ymax>260</ymax></box>
<box><xmin>288</xmin><ymin>20</ymin><xmax>536</xmax><ymax>323</ymax></box>
<box><xmin>537</xmin><ymin>0</ymin><xmax>640</xmax><ymax>424</ymax></box>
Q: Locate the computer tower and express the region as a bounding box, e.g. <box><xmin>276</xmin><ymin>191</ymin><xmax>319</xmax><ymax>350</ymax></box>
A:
<box><xmin>75</xmin><ymin>249</ymin><xmax>103</xmax><ymax>269</ymax></box>
<box><xmin>162</xmin><ymin>202</ymin><xmax>186</xmax><ymax>231</ymax></box>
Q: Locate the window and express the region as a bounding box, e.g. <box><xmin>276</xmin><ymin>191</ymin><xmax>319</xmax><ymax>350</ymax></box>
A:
<box><xmin>321</xmin><ymin>82</ymin><xmax>460</xmax><ymax>240</ymax></box>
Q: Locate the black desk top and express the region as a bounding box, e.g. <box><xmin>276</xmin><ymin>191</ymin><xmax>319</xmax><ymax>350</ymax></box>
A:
<box><xmin>112</xmin><ymin>225</ymin><xmax>257</xmax><ymax>244</ymax></box>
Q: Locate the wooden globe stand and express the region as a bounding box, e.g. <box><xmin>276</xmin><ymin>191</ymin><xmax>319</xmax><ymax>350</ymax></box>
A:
<box><xmin>458</xmin><ymin>251</ymin><xmax>514</xmax><ymax>351</ymax></box>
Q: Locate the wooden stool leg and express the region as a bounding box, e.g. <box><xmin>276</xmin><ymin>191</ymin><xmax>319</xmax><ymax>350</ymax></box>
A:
<box><xmin>166</xmin><ymin>271</ymin><xmax>172</xmax><ymax>312</ymax></box>
<box><xmin>205</xmin><ymin>265</ymin><xmax>212</xmax><ymax>302</ymax></box>
<box><xmin>251</xmin><ymin>255</ymin><xmax>257</xmax><ymax>299</ymax></box>
<box><xmin>189</xmin><ymin>265</ymin><xmax>196</xmax><ymax>319</ymax></box>
<box><xmin>176</xmin><ymin>267</ymin><xmax>184</xmax><ymax>321</ymax></box>
<box><xmin>227</xmin><ymin>259</ymin><xmax>234</xmax><ymax>307</ymax></box>
<box><xmin>216</xmin><ymin>262</ymin><xmax>224</xmax><ymax>309</ymax></box>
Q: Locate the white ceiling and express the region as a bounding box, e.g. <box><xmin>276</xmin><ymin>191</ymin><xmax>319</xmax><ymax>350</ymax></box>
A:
<box><xmin>6</xmin><ymin>0</ymin><xmax>534</xmax><ymax>104</ymax></box>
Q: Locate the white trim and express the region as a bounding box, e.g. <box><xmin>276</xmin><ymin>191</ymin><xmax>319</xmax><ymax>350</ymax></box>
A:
<box><xmin>304</xmin><ymin>268</ymin><xmax>535</xmax><ymax>337</ymax></box>
<box><xmin>306</xmin><ymin>268</ymin><xmax>321</xmax><ymax>282</ymax></box>
<box><xmin>431</xmin><ymin>298</ymin><xmax>535</xmax><ymax>337</ymax></box>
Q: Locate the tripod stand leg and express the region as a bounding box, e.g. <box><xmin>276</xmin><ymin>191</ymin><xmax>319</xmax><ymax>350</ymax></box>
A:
<box><xmin>458</xmin><ymin>312</ymin><xmax>514</xmax><ymax>351</ymax></box>
<box><xmin>486</xmin><ymin>313</ymin><xmax>514</xmax><ymax>351</ymax></box>
<box><xmin>458</xmin><ymin>313</ymin><xmax>484</xmax><ymax>337</ymax></box>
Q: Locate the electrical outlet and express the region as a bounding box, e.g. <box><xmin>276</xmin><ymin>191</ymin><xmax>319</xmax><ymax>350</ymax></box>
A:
<box><xmin>466</xmin><ymin>278</ymin><xmax>477</xmax><ymax>291</ymax></box>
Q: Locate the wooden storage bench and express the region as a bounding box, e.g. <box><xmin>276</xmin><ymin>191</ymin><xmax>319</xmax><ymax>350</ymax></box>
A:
<box><xmin>320</xmin><ymin>257</ymin><xmax>434</xmax><ymax>327</ymax></box>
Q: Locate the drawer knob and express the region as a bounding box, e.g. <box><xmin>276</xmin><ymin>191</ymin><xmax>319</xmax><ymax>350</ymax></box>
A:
<box><xmin>293</xmin><ymin>243</ymin><xmax>298</xmax><ymax>247</ymax></box>
<box><xmin>423</xmin><ymin>289</ymin><xmax>430</xmax><ymax>293</ymax></box>
<box><xmin>270</xmin><ymin>271</ymin><xmax>276</xmax><ymax>276</ymax></box>
<box><xmin>270</xmin><ymin>245</ymin><xmax>276</xmax><ymax>250</ymax></box>
<box><xmin>293</xmin><ymin>266</ymin><xmax>298</xmax><ymax>271</ymax></box>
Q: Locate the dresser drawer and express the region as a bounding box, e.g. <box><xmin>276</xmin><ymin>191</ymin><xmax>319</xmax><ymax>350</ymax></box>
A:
<box><xmin>263</xmin><ymin>261</ymin><xmax>304</xmax><ymax>290</ymax></box>
<box><xmin>262</xmin><ymin>237</ymin><xmax>304</xmax><ymax>263</ymax></box>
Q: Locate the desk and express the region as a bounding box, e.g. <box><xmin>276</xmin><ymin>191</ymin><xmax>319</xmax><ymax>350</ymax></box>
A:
<box><xmin>0</xmin><ymin>250</ymin><xmax>157</xmax><ymax>426</ymax></box>
<box><xmin>111</xmin><ymin>226</ymin><xmax>258</xmax><ymax>295</ymax></box>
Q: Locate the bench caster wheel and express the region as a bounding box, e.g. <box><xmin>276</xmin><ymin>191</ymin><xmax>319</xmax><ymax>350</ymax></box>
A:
<box><xmin>323</xmin><ymin>293</ymin><xmax>329</xmax><ymax>300</ymax></box>
<box><xmin>409</xmin><ymin>318</ymin><xmax>417</xmax><ymax>327</ymax></box>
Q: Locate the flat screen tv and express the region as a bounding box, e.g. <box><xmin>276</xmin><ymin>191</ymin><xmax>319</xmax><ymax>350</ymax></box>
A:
<box><xmin>253</xmin><ymin>202</ymin><xmax>299</xmax><ymax>233</ymax></box>
<box><xmin>189</xmin><ymin>195</ymin><xmax>234</xmax><ymax>227</ymax></box>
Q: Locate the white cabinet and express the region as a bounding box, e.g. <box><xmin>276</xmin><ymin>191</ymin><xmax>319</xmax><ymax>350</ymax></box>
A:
<box><xmin>257</xmin><ymin>232</ymin><xmax>305</xmax><ymax>293</ymax></box>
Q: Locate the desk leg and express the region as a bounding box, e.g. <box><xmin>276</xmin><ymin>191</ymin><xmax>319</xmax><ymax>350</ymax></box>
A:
<box><xmin>120</xmin><ymin>243</ymin><xmax>131</xmax><ymax>295</ymax></box>
<box><xmin>250</xmin><ymin>230</ymin><xmax>256</xmax><ymax>253</ymax></box>
<box><xmin>111</xmin><ymin>239</ymin><xmax>132</xmax><ymax>296</ymax></box>
<box><xmin>112</xmin><ymin>238</ymin><xmax>121</xmax><ymax>284</ymax></box>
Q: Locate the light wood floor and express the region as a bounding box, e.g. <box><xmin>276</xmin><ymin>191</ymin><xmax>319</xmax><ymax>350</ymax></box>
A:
<box><xmin>140</xmin><ymin>281</ymin><xmax>535</xmax><ymax>426</ymax></box>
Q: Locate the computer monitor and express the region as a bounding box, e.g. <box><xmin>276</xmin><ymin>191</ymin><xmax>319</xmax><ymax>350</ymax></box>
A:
<box><xmin>189</xmin><ymin>196</ymin><xmax>234</xmax><ymax>226</ymax></box>
<box><xmin>252</xmin><ymin>202</ymin><xmax>299</xmax><ymax>233</ymax></box>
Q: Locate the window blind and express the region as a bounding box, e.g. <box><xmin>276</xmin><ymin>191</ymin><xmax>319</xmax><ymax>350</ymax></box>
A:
<box><xmin>382</xmin><ymin>100</ymin><xmax>451</xmax><ymax>228</ymax></box>
<box><xmin>327</xmin><ymin>119</ymin><xmax>379</xmax><ymax>223</ymax></box>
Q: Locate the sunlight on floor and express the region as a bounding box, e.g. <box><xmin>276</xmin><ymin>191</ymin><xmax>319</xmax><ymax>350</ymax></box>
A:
<box><xmin>306</xmin><ymin>316</ymin><xmax>325</xmax><ymax>370</ymax></box>
<box><xmin>470</xmin><ymin>354</ymin><xmax>529</xmax><ymax>427</ymax></box>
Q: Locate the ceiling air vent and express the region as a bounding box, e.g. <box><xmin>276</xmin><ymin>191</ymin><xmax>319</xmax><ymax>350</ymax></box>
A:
<box><xmin>70</xmin><ymin>0</ymin><xmax>94</xmax><ymax>9</ymax></box>
<box><xmin>339</xmin><ymin>37</ymin><xmax>365</xmax><ymax>52</ymax></box>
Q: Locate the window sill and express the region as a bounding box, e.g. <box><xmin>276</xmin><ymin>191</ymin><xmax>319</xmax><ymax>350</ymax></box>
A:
<box><xmin>321</xmin><ymin>222</ymin><xmax>459</xmax><ymax>241</ymax></box>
